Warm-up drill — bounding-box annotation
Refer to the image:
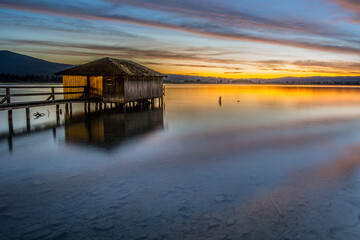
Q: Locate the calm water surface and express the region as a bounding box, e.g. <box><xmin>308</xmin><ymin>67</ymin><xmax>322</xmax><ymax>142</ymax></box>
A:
<box><xmin>2</xmin><ymin>84</ymin><xmax>360</xmax><ymax>239</ymax></box>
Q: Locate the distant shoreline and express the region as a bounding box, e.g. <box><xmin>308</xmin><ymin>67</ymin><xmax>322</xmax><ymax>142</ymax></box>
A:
<box><xmin>1</xmin><ymin>81</ymin><xmax>360</xmax><ymax>86</ymax></box>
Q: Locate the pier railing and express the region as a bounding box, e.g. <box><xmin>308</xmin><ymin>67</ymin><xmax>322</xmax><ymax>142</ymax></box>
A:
<box><xmin>0</xmin><ymin>85</ymin><xmax>88</xmax><ymax>104</ymax></box>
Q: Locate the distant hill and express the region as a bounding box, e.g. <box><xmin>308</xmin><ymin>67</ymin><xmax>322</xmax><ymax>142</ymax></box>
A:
<box><xmin>165</xmin><ymin>74</ymin><xmax>360</xmax><ymax>85</ymax></box>
<box><xmin>249</xmin><ymin>76</ymin><xmax>360</xmax><ymax>85</ymax></box>
<box><xmin>0</xmin><ymin>50</ymin><xmax>73</xmax><ymax>76</ymax></box>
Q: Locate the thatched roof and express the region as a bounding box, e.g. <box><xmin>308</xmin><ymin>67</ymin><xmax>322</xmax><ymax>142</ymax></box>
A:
<box><xmin>55</xmin><ymin>57</ymin><xmax>164</xmax><ymax>77</ymax></box>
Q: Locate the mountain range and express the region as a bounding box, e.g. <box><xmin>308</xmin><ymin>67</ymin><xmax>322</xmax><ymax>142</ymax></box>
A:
<box><xmin>0</xmin><ymin>50</ymin><xmax>73</xmax><ymax>76</ymax></box>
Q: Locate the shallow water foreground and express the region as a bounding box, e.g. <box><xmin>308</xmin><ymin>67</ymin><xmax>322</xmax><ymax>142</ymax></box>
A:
<box><xmin>2</xmin><ymin>84</ymin><xmax>360</xmax><ymax>239</ymax></box>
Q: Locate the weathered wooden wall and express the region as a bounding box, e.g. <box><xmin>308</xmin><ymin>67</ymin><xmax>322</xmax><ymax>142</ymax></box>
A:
<box><xmin>102</xmin><ymin>76</ymin><xmax>125</xmax><ymax>103</ymax></box>
<box><xmin>124</xmin><ymin>77</ymin><xmax>163</xmax><ymax>102</ymax></box>
<box><xmin>63</xmin><ymin>75</ymin><xmax>87</xmax><ymax>99</ymax></box>
<box><xmin>63</xmin><ymin>75</ymin><xmax>163</xmax><ymax>102</ymax></box>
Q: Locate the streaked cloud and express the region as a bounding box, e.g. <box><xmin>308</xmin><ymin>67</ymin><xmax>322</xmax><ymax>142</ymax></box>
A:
<box><xmin>0</xmin><ymin>0</ymin><xmax>359</xmax><ymax>78</ymax></box>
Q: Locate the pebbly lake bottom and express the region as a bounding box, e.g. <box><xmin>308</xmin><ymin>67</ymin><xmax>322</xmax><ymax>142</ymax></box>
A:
<box><xmin>2</xmin><ymin>84</ymin><xmax>360</xmax><ymax>239</ymax></box>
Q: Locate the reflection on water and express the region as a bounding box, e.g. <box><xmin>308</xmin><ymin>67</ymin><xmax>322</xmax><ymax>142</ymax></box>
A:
<box><xmin>65</xmin><ymin>108</ymin><xmax>164</xmax><ymax>150</ymax></box>
<box><xmin>2</xmin><ymin>85</ymin><xmax>360</xmax><ymax>239</ymax></box>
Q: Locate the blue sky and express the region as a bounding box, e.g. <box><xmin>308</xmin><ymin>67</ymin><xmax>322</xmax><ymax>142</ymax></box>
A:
<box><xmin>0</xmin><ymin>0</ymin><xmax>359</xmax><ymax>78</ymax></box>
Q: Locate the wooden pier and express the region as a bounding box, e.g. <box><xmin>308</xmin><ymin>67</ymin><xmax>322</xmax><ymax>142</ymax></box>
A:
<box><xmin>0</xmin><ymin>84</ymin><xmax>164</xmax><ymax>153</ymax></box>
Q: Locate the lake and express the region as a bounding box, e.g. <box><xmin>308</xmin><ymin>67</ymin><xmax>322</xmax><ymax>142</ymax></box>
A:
<box><xmin>2</xmin><ymin>84</ymin><xmax>360</xmax><ymax>239</ymax></box>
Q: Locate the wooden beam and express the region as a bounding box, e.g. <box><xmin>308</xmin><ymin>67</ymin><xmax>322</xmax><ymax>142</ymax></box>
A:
<box><xmin>0</xmin><ymin>98</ymin><xmax>98</xmax><ymax>111</ymax></box>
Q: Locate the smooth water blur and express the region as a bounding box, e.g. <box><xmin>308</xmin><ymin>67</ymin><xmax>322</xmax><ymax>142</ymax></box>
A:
<box><xmin>2</xmin><ymin>84</ymin><xmax>360</xmax><ymax>239</ymax></box>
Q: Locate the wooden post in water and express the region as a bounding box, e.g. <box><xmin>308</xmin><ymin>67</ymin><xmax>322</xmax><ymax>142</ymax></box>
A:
<box><xmin>65</xmin><ymin>104</ymin><xmax>69</xmax><ymax>114</ymax></box>
<box><xmin>8</xmin><ymin>136</ymin><xmax>13</xmax><ymax>153</ymax></box>
<box><xmin>87</xmin><ymin>102</ymin><xmax>91</xmax><ymax>113</ymax></box>
<box><xmin>56</xmin><ymin>104</ymin><xmax>60</xmax><ymax>125</ymax></box>
<box><xmin>26</xmin><ymin>108</ymin><xmax>30</xmax><ymax>132</ymax></box>
<box><xmin>8</xmin><ymin>110</ymin><xmax>13</xmax><ymax>134</ymax></box>
<box><xmin>52</xmin><ymin>127</ymin><xmax>56</xmax><ymax>140</ymax></box>
<box><xmin>8</xmin><ymin>109</ymin><xmax>13</xmax><ymax>154</ymax></box>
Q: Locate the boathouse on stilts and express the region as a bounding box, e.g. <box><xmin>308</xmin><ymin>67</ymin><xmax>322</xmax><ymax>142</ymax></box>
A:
<box><xmin>55</xmin><ymin>57</ymin><xmax>165</xmax><ymax>109</ymax></box>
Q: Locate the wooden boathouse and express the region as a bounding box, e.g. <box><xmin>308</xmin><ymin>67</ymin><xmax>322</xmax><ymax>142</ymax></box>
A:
<box><xmin>55</xmin><ymin>57</ymin><xmax>165</xmax><ymax>105</ymax></box>
<box><xmin>0</xmin><ymin>57</ymin><xmax>165</xmax><ymax>152</ymax></box>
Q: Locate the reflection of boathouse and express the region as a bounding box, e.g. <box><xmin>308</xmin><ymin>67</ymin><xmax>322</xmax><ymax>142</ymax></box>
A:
<box><xmin>55</xmin><ymin>57</ymin><xmax>164</xmax><ymax>104</ymax></box>
<box><xmin>64</xmin><ymin>108</ymin><xmax>164</xmax><ymax>149</ymax></box>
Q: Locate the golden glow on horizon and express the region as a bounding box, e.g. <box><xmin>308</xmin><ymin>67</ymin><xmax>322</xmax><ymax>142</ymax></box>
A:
<box><xmin>157</xmin><ymin>69</ymin><xmax>359</xmax><ymax>79</ymax></box>
<box><xmin>146</xmin><ymin>60</ymin><xmax>360</xmax><ymax>79</ymax></box>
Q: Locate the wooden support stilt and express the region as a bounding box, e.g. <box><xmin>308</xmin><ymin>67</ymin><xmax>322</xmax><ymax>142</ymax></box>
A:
<box><xmin>7</xmin><ymin>136</ymin><xmax>13</xmax><ymax>153</ymax></box>
<box><xmin>26</xmin><ymin>108</ymin><xmax>30</xmax><ymax>132</ymax></box>
<box><xmin>84</xmin><ymin>102</ymin><xmax>87</xmax><ymax>114</ymax></box>
<box><xmin>65</xmin><ymin>103</ymin><xmax>69</xmax><ymax>114</ymax></box>
<box><xmin>8</xmin><ymin>109</ymin><xmax>13</xmax><ymax>152</ymax></box>
<box><xmin>87</xmin><ymin>102</ymin><xmax>91</xmax><ymax>113</ymax></box>
<box><xmin>8</xmin><ymin>110</ymin><xmax>13</xmax><ymax>135</ymax></box>
<box><xmin>56</xmin><ymin>104</ymin><xmax>60</xmax><ymax>125</ymax></box>
<box><xmin>69</xmin><ymin>103</ymin><xmax>73</xmax><ymax>116</ymax></box>
<box><xmin>52</xmin><ymin>127</ymin><xmax>56</xmax><ymax>140</ymax></box>
<box><xmin>95</xmin><ymin>102</ymin><xmax>99</xmax><ymax>111</ymax></box>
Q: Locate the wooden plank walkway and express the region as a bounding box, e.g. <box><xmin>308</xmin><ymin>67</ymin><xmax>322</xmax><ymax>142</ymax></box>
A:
<box><xmin>0</xmin><ymin>97</ymin><xmax>97</xmax><ymax>111</ymax></box>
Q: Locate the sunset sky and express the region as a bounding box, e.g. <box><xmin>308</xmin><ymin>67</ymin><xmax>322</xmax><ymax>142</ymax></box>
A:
<box><xmin>0</xmin><ymin>0</ymin><xmax>359</xmax><ymax>79</ymax></box>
